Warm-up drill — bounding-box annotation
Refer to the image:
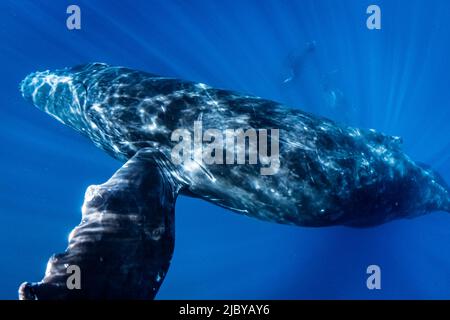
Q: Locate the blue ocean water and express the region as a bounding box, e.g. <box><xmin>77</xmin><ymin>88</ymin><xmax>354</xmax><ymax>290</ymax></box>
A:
<box><xmin>1</xmin><ymin>0</ymin><xmax>449</xmax><ymax>299</ymax></box>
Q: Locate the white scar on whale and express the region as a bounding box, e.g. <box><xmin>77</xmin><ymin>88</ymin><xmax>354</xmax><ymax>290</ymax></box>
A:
<box><xmin>19</xmin><ymin>63</ymin><xmax>450</xmax><ymax>299</ymax></box>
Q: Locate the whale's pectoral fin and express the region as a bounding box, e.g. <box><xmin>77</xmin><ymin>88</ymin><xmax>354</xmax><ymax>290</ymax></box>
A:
<box><xmin>19</xmin><ymin>148</ymin><xmax>182</xmax><ymax>300</ymax></box>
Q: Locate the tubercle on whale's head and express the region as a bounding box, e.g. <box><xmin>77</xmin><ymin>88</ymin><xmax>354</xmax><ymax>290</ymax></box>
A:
<box><xmin>20</xmin><ymin>63</ymin><xmax>109</xmax><ymax>134</ymax></box>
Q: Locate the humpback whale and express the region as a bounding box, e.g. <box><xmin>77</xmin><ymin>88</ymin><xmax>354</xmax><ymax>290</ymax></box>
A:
<box><xmin>19</xmin><ymin>63</ymin><xmax>450</xmax><ymax>299</ymax></box>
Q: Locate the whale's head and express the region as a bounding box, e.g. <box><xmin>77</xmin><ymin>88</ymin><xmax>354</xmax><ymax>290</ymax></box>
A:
<box><xmin>20</xmin><ymin>63</ymin><xmax>109</xmax><ymax>133</ymax></box>
<box><xmin>20</xmin><ymin>63</ymin><xmax>162</xmax><ymax>161</ymax></box>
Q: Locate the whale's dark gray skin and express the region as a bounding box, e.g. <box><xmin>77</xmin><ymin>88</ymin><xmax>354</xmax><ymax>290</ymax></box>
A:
<box><xmin>19</xmin><ymin>149</ymin><xmax>181</xmax><ymax>300</ymax></box>
<box><xmin>20</xmin><ymin>63</ymin><xmax>450</xmax><ymax>299</ymax></box>
<box><xmin>19</xmin><ymin>148</ymin><xmax>179</xmax><ymax>300</ymax></box>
